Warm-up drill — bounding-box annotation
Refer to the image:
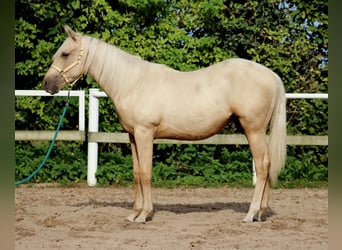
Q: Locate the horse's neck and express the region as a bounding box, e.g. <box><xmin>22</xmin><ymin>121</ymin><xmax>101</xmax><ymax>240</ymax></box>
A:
<box><xmin>83</xmin><ymin>36</ymin><xmax>146</xmax><ymax>102</ymax></box>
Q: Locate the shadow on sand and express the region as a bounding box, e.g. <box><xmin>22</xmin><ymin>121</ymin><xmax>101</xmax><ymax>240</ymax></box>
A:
<box><xmin>72</xmin><ymin>199</ymin><xmax>276</xmax><ymax>219</ymax></box>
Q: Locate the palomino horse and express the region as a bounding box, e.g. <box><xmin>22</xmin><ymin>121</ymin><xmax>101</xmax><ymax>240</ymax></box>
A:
<box><xmin>43</xmin><ymin>26</ymin><xmax>286</xmax><ymax>223</ymax></box>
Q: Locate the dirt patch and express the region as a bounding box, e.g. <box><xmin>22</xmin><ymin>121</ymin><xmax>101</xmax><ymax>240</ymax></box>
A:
<box><xmin>15</xmin><ymin>184</ymin><xmax>327</xmax><ymax>249</ymax></box>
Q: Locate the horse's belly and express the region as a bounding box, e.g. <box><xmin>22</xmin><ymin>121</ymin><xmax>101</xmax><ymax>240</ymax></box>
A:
<box><xmin>155</xmin><ymin>111</ymin><xmax>230</xmax><ymax>140</ymax></box>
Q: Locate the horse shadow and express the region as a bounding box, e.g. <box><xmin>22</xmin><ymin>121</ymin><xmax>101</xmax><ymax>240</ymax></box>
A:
<box><xmin>72</xmin><ymin>199</ymin><xmax>276</xmax><ymax>219</ymax></box>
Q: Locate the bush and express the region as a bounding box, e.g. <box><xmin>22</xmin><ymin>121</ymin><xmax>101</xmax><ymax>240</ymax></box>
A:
<box><xmin>15</xmin><ymin>141</ymin><xmax>87</xmax><ymax>183</ymax></box>
<box><xmin>279</xmin><ymin>146</ymin><xmax>328</xmax><ymax>182</ymax></box>
<box><xmin>15</xmin><ymin>142</ymin><xmax>328</xmax><ymax>187</ymax></box>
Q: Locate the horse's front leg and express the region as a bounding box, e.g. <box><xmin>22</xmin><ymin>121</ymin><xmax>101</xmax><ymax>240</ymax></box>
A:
<box><xmin>129</xmin><ymin>128</ymin><xmax>154</xmax><ymax>223</ymax></box>
<box><xmin>126</xmin><ymin>134</ymin><xmax>144</xmax><ymax>222</ymax></box>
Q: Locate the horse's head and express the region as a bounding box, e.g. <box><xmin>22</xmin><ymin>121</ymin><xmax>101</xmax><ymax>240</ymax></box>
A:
<box><xmin>43</xmin><ymin>26</ymin><xmax>84</xmax><ymax>94</ymax></box>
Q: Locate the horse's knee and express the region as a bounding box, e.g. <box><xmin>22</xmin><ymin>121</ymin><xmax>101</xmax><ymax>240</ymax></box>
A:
<box><xmin>133</xmin><ymin>169</ymin><xmax>152</xmax><ymax>184</ymax></box>
<box><xmin>139</xmin><ymin>170</ymin><xmax>152</xmax><ymax>185</ymax></box>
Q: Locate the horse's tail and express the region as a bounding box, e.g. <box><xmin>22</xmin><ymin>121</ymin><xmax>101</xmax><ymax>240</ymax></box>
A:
<box><xmin>268</xmin><ymin>75</ymin><xmax>287</xmax><ymax>185</ymax></box>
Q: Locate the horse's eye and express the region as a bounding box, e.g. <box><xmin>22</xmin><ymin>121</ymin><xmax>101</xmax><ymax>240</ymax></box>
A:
<box><xmin>61</xmin><ymin>52</ymin><xmax>70</xmax><ymax>57</ymax></box>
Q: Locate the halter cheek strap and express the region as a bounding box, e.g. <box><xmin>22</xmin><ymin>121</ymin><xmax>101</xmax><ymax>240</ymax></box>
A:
<box><xmin>51</xmin><ymin>38</ymin><xmax>85</xmax><ymax>87</ymax></box>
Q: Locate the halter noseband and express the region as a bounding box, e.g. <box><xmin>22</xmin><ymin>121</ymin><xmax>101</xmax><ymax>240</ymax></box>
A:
<box><xmin>51</xmin><ymin>38</ymin><xmax>85</xmax><ymax>87</ymax></box>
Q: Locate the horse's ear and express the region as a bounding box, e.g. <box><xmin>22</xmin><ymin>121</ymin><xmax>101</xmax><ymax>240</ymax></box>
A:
<box><xmin>64</xmin><ymin>25</ymin><xmax>78</xmax><ymax>41</ymax></box>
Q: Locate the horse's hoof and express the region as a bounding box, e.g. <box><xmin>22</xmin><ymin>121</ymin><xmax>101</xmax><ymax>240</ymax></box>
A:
<box><xmin>134</xmin><ymin>217</ymin><xmax>146</xmax><ymax>224</ymax></box>
<box><xmin>134</xmin><ymin>214</ymin><xmax>147</xmax><ymax>223</ymax></box>
<box><xmin>242</xmin><ymin>218</ymin><xmax>253</xmax><ymax>223</ymax></box>
<box><xmin>126</xmin><ymin>213</ymin><xmax>139</xmax><ymax>222</ymax></box>
<box><xmin>243</xmin><ymin>213</ymin><xmax>264</xmax><ymax>222</ymax></box>
<box><xmin>242</xmin><ymin>214</ymin><xmax>254</xmax><ymax>223</ymax></box>
<box><xmin>134</xmin><ymin>210</ymin><xmax>153</xmax><ymax>223</ymax></box>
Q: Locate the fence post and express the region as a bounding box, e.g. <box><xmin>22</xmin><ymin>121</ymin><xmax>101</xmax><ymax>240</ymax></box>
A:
<box><xmin>252</xmin><ymin>160</ymin><xmax>256</xmax><ymax>186</ymax></box>
<box><xmin>78</xmin><ymin>90</ymin><xmax>85</xmax><ymax>131</ymax></box>
<box><xmin>87</xmin><ymin>89</ymin><xmax>99</xmax><ymax>186</ymax></box>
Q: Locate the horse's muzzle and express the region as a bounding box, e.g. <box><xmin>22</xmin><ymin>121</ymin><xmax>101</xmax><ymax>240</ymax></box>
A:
<box><xmin>43</xmin><ymin>78</ymin><xmax>60</xmax><ymax>95</ymax></box>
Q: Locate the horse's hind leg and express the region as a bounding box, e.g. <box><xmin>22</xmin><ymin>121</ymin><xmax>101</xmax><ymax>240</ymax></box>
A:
<box><xmin>259</xmin><ymin>174</ymin><xmax>270</xmax><ymax>221</ymax></box>
<box><xmin>242</xmin><ymin>130</ymin><xmax>271</xmax><ymax>222</ymax></box>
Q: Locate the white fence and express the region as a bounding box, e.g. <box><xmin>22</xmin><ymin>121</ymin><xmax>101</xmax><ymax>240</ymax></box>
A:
<box><xmin>15</xmin><ymin>89</ymin><xmax>328</xmax><ymax>186</ymax></box>
<box><xmin>15</xmin><ymin>90</ymin><xmax>86</xmax><ymax>141</ymax></box>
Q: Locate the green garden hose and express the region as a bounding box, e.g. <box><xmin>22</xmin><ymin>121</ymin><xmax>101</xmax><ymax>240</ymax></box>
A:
<box><xmin>15</xmin><ymin>95</ymin><xmax>70</xmax><ymax>186</ymax></box>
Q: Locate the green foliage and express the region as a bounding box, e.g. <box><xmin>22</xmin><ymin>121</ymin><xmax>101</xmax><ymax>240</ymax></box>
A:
<box><xmin>95</xmin><ymin>146</ymin><xmax>133</xmax><ymax>185</ymax></box>
<box><xmin>152</xmin><ymin>145</ymin><xmax>253</xmax><ymax>186</ymax></box>
<box><xmin>15</xmin><ymin>141</ymin><xmax>87</xmax><ymax>183</ymax></box>
<box><xmin>15</xmin><ymin>0</ymin><xmax>328</xmax><ymax>186</ymax></box>
<box><xmin>15</xmin><ymin>95</ymin><xmax>80</xmax><ymax>130</ymax></box>
<box><xmin>279</xmin><ymin>146</ymin><xmax>328</xmax><ymax>182</ymax></box>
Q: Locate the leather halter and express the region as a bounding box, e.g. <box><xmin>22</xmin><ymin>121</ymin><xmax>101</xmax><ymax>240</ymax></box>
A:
<box><xmin>51</xmin><ymin>38</ymin><xmax>85</xmax><ymax>87</ymax></box>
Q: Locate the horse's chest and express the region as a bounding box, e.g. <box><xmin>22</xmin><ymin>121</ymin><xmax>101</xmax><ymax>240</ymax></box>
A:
<box><xmin>114</xmin><ymin>101</ymin><xmax>160</xmax><ymax>133</ymax></box>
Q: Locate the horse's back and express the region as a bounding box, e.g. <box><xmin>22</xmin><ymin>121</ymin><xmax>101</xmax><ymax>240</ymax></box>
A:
<box><xmin>175</xmin><ymin>58</ymin><xmax>280</xmax><ymax>108</ymax></box>
<box><xmin>166</xmin><ymin>58</ymin><xmax>280</xmax><ymax>92</ymax></box>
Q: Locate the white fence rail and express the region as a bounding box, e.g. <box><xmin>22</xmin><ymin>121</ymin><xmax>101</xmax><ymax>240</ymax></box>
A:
<box><xmin>15</xmin><ymin>90</ymin><xmax>86</xmax><ymax>138</ymax></box>
<box><xmin>15</xmin><ymin>89</ymin><xmax>328</xmax><ymax>186</ymax></box>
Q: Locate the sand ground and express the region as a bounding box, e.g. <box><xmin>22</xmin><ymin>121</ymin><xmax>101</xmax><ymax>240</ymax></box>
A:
<box><xmin>15</xmin><ymin>184</ymin><xmax>328</xmax><ymax>249</ymax></box>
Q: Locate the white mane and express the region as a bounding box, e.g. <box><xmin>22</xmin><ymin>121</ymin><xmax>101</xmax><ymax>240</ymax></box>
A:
<box><xmin>81</xmin><ymin>35</ymin><xmax>173</xmax><ymax>97</ymax></box>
